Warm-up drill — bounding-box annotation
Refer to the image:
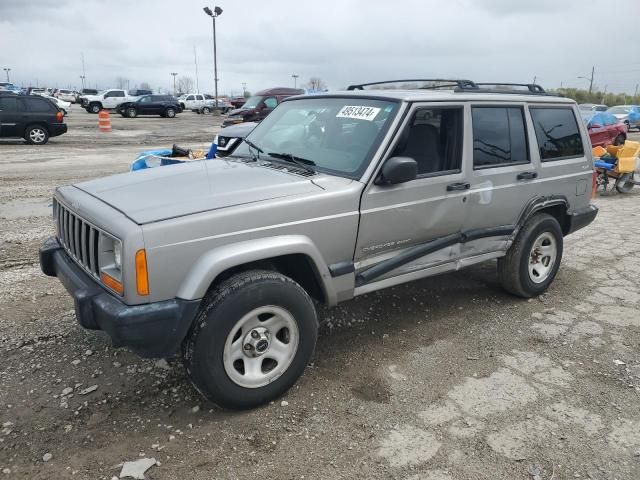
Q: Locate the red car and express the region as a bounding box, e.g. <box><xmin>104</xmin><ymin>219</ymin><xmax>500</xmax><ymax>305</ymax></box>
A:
<box><xmin>582</xmin><ymin>111</ymin><xmax>626</xmax><ymax>147</ymax></box>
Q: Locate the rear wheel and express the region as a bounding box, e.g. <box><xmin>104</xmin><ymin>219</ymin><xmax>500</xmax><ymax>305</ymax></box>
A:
<box><xmin>165</xmin><ymin>107</ymin><xmax>176</xmax><ymax>118</ymax></box>
<box><xmin>615</xmin><ymin>173</ymin><xmax>635</xmax><ymax>193</ymax></box>
<box><xmin>24</xmin><ymin>125</ymin><xmax>49</xmax><ymax>145</ymax></box>
<box><xmin>183</xmin><ymin>270</ymin><xmax>318</xmax><ymax>409</ymax></box>
<box><xmin>498</xmin><ymin>213</ymin><xmax>563</xmax><ymax>298</ymax></box>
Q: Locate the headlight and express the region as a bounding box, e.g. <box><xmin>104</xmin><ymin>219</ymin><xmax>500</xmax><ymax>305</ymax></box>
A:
<box><xmin>114</xmin><ymin>240</ymin><xmax>122</xmax><ymax>270</ymax></box>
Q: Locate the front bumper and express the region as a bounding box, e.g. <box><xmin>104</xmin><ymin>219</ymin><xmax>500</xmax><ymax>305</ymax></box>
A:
<box><xmin>39</xmin><ymin>237</ymin><xmax>200</xmax><ymax>358</ymax></box>
<box><xmin>567</xmin><ymin>204</ymin><xmax>598</xmax><ymax>235</ymax></box>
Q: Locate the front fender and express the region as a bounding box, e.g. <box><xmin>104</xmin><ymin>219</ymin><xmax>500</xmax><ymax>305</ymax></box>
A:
<box><xmin>176</xmin><ymin>235</ymin><xmax>337</xmax><ymax>305</ymax></box>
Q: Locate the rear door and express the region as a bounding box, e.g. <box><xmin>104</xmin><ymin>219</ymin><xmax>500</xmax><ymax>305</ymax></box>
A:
<box><xmin>355</xmin><ymin>103</ymin><xmax>468</xmax><ymax>287</ymax></box>
<box><xmin>0</xmin><ymin>96</ymin><xmax>21</xmax><ymax>137</ymax></box>
<box><xmin>462</xmin><ymin>103</ymin><xmax>540</xmax><ymax>257</ymax></box>
<box><xmin>20</xmin><ymin>96</ymin><xmax>57</xmax><ymax>133</ymax></box>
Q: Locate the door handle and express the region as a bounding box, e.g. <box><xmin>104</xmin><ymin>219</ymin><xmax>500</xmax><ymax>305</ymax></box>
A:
<box><xmin>446</xmin><ymin>182</ymin><xmax>470</xmax><ymax>192</ymax></box>
<box><xmin>517</xmin><ymin>171</ymin><xmax>538</xmax><ymax>180</ymax></box>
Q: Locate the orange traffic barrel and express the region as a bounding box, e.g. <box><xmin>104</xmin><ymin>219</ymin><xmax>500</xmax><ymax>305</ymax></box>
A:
<box><xmin>98</xmin><ymin>110</ymin><xmax>112</xmax><ymax>132</ymax></box>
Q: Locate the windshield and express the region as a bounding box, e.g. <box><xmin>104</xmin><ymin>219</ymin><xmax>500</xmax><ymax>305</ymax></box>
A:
<box><xmin>240</xmin><ymin>95</ymin><xmax>263</xmax><ymax>109</ymax></box>
<box><xmin>608</xmin><ymin>106</ymin><xmax>630</xmax><ymax>114</ymax></box>
<box><xmin>231</xmin><ymin>97</ymin><xmax>399</xmax><ymax>179</ymax></box>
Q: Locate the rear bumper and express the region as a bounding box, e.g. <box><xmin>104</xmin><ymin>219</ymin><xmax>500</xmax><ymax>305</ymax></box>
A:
<box><xmin>50</xmin><ymin>124</ymin><xmax>67</xmax><ymax>137</ymax></box>
<box><xmin>567</xmin><ymin>204</ymin><xmax>598</xmax><ymax>235</ymax></box>
<box><xmin>39</xmin><ymin>237</ymin><xmax>200</xmax><ymax>358</ymax></box>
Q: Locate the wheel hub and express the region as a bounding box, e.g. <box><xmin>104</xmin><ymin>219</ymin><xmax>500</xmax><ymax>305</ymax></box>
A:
<box><xmin>242</xmin><ymin>327</ymin><xmax>270</xmax><ymax>358</ymax></box>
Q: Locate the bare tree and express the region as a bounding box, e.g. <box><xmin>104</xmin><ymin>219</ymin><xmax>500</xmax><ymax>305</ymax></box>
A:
<box><xmin>176</xmin><ymin>76</ymin><xmax>195</xmax><ymax>94</ymax></box>
<box><xmin>115</xmin><ymin>76</ymin><xmax>129</xmax><ymax>89</ymax></box>
<box><xmin>306</xmin><ymin>77</ymin><xmax>327</xmax><ymax>92</ymax></box>
<box><xmin>139</xmin><ymin>81</ymin><xmax>151</xmax><ymax>90</ymax></box>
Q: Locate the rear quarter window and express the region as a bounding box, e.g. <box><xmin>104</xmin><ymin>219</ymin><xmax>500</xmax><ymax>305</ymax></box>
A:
<box><xmin>0</xmin><ymin>97</ymin><xmax>18</xmax><ymax>112</ymax></box>
<box><xmin>529</xmin><ymin>107</ymin><xmax>584</xmax><ymax>161</ymax></box>
<box><xmin>22</xmin><ymin>98</ymin><xmax>57</xmax><ymax>113</ymax></box>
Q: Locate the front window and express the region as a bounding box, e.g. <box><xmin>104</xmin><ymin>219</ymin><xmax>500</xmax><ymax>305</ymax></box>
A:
<box><xmin>240</xmin><ymin>95</ymin><xmax>264</xmax><ymax>109</ymax></box>
<box><xmin>231</xmin><ymin>97</ymin><xmax>399</xmax><ymax>179</ymax></box>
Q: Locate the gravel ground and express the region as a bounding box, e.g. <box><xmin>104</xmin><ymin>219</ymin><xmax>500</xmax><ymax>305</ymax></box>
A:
<box><xmin>1</xmin><ymin>112</ymin><xmax>639</xmax><ymax>479</ymax></box>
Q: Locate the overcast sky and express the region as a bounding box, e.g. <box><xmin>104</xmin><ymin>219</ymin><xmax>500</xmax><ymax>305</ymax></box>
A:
<box><xmin>1</xmin><ymin>0</ymin><xmax>639</xmax><ymax>96</ymax></box>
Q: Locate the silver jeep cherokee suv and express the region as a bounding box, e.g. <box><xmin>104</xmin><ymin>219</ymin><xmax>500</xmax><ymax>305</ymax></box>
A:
<box><xmin>40</xmin><ymin>79</ymin><xmax>598</xmax><ymax>409</ymax></box>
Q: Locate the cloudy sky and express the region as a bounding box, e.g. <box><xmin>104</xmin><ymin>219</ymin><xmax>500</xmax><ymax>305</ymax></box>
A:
<box><xmin>1</xmin><ymin>0</ymin><xmax>639</xmax><ymax>96</ymax></box>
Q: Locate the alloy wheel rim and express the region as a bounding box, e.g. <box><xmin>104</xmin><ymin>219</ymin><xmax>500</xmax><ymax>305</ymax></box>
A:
<box><xmin>528</xmin><ymin>232</ymin><xmax>557</xmax><ymax>284</ymax></box>
<box><xmin>223</xmin><ymin>305</ymin><xmax>299</xmax><ymax>388</ymax></box>
<box><xmin>29</xmin><ymin>129</ymin><xmax>45</xmax><ymax>143</ymax></box>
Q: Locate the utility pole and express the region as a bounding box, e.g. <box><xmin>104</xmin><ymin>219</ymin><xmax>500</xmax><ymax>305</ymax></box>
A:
<box><xmin>3</xmin><ymin>68</ymin><xmax>10</xmax><ymax>82</ymax></box>
<box><xmin>79</xmin><ymin>75</ymin><xmax>85</xmax><ymax>90</ymax></box>
<box><xmin>292</xmin><ymin>74</ymin><xmax>299</xmax><ymax>88</ymax></box>
<box><xmin>194</xmin><ymin>45</ymin><xmax>200</xmax><ymax>93</ymax></box>
<box><xmin>203</xmin><ymin>6</ymin><xmax>223</xmax><ymax>109</ymax></box>
<box><xmin>81</xmin><ymin>52</ymin><xmax>86</xmax><ymax>89</ymax></box>
<box><xmin>532</xmin><ymin>75</ymin><xmax>536</xmax><ymax>85</ymax></box>
<box><xmin>242</xmin><ymin>82</ymin><xmax>247</xmax><ymax>97</ymax></box>
<box><xmin>170</xmin><ymin>72</ymin><xmax>178</xmax><ymax>95</ymax></box>
<box><xmin>634</xmin><ymin>84</ymin><xmax>639</xmax><ymax>101</ymax></box>
<box><xmin>588</xmin><ymin>65</ymin><xmax>594</xmax><ymax>94</ymax></box>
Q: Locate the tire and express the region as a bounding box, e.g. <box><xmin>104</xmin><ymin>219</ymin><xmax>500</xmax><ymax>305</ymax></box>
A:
<box><xmin>24</xmin><ymin>125</ymin><xmax>49</xmax><ymax>145</ymax></box>
<box><xmin>126</xmin><ymin>107</ymin><xmax>137</xmax><ymax>118</ymax></box>
<box><xmin>615</xmin><ymin>173</ymin><xmax>634</xmax><ymax>194</ymax></box>
<box><xmin>89</xmin><ymin>103</ymin><xmax>101</xmax><ymax>114</ymax></box>
<box><xmin>202</xmin><ymin>106</ymin><xmax>211</xmax><ymax>114</ymax></box>
<box><xmin>183</xmin><ymin>270</ymin><xmax>318</xmax><ymax>410</ymax></box>
<box><xmin>614</xmin><ymin>133</ymin><xmax>626</xmax><ymax>146</ymax></box>
<box><xmin>498</xmin><ymin>213</ymin><xmax>563</xmax><ymax>298</ymax></box>
<box><xmin>165</xmin><ymin>108</ymin><xmax>176</xmax><ymax>118</ymax></box>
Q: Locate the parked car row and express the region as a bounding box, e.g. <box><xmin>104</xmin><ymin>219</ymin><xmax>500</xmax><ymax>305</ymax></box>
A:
<box><xmin>579</xmin><ymin>103</ymin><xmax>640</xmax><ymax>132</ymax></box>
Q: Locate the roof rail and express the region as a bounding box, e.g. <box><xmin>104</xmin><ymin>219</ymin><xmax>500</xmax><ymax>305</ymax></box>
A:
<box><xmin>347</xmin><ymin>79</ymin><xmax>478</xmax><ymax>91</ymax></box>
<box><xmin>468</xmin><ymin>83</ymin><xmax>548</xmax><ymax>94</ymax></box>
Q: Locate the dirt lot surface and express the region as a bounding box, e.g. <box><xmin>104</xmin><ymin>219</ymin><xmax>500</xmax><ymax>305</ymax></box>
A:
<box><xmin>1</xmin><ymin>112</ymin><xmax>639</xmax><ymax>479</ymax></box>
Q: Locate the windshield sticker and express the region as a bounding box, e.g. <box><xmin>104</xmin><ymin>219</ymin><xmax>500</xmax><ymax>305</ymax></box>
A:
<box><xmin>336</xmin><ymin>106</ymin><xmax>381</xmax><ymax>121</ymax></box>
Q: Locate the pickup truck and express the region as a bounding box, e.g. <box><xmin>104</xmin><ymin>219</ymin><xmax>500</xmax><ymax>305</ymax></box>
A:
<box><xmin>81</xmin><ymin>89</ymin><xmax>147</xmax><ymax>114</ymax></box>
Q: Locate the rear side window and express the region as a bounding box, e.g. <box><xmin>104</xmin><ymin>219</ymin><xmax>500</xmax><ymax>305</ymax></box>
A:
<box><xmin>22</xmin><ymin>98</ymin><xmax>56</xmax><ymax>113</ymax></box>
<box><xmin>472</xmin><ymin>107</ymin><xmax>529</xmax><ymax>168</ymax></box>
<box><xmin>530</xmin><ymin>107</ymin><xmax>584</xmax><ymax>161</ymax></box>
<box><xmin>0</xmin><ymin>97</ymin><xmax>18</xmax><ymax>112</ymax></box>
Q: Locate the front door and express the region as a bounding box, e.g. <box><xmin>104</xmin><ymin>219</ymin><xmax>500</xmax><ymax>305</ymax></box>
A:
<box><xmin>355</xmin><ymin>103</ymin><xmax>468</xmax><ymax>286</ymax></box>
<box><xmin>103</xmin><ymin>91</ymin><xmax>125</xmax><ymax>109</ymax></box>
<box><xmin>0</xmin><ymin>96</ymin><xmax>21</xmax><ymax>137</ymax></box>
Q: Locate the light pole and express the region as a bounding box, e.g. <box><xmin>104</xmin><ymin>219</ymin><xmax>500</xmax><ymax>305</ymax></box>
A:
<box><xmin>242</xmin><ymin>82</ymin><xmax>247</xmax><ymax>97</ymax></box>
<box><xmin>292</xmin><ymin>74</ymin><xmax>299</xmax><ymax>89</ymax></box>
<box><xmin>3</xmin><ymin>68</ymin><xmax>11</xmax><ymax>83</ymax></box>
<box><xmin>203</xmin><ymin>6</ymin><xmax>223</xmax><ymax>109</ymax></box>
<box><xmin>79</xmin><ymin>75</ymin><xmax>86</xmax><ymax>90</ymax></box>
<box><xmin>171</xmin><ymin>72</ymin><xmax>178</xmax><ymax>95</ymax></box>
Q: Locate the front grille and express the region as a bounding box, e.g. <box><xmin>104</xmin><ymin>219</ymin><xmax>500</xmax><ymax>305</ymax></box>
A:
<box><xmin>54</xmin><ymin>199</ymin><xmax>101</xmax><ymax>278</ymax></box>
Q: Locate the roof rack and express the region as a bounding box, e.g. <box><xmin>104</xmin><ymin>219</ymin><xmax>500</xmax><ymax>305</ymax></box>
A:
<box><xmin>347</xmin><ymin>79</ymin><xmax>478</xmax><ymax>91</ymax></box>
<box><xmin>346</xmin><ymin>79</ymin><xmax>559</xmax><ymax>96</ymax></box>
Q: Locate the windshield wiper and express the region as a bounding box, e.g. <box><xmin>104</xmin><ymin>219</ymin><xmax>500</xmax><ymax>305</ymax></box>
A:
<box><xmin>241</xmin><ymin>138</ymin><xmax>263</xmax><ymax>161</ymax></box>
<box><xmin>268</xmin><ymin>152</ymin><xmax>316</xmax><ymax>175</ymax></box>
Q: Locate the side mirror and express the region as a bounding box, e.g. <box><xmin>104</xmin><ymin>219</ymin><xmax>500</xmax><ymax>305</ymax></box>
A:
<box><xmin>376</xmin><ymin>156</ymin><xmax>418</xmax><ymax>185</ymax></box>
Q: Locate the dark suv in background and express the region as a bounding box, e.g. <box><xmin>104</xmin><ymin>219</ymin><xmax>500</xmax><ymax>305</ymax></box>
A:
<box><xmin>222</xmin><ymin>87</ymin><xmax>304</xmax><ymax>127</ymax></box>
<box><xmin>117</xmin><ymin>95</ymin><xmax>183</xmax><ymax>118</ymax></box>
<box><xmin>0</xmin><ymin>93</ymin><xmax>67</xmax><ymax>144</ymax></box>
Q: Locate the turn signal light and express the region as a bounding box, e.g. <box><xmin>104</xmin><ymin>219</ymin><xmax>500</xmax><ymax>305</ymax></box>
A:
<box><xmin>100</xmin><ymin>272</ymin><xmax>124</xmax><ymax>295</ymax></box>
<box><xmin>135</xmin><ymin>249</ymin><xmax>149</xmax><ymax>296</ymax></box>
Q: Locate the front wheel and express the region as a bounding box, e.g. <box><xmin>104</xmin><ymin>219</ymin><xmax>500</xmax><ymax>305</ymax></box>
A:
<box><xmin>202</xmin><ymin>106</ymin><xmax>211</xmax><ymax>114</ymax></box>
<box><xmin>89</xmin><ymin>103</ymin><xmax>101</xmax><ymax>114</ymax></box>
<box><xmin>183</xmin><ymin>270</ymin><xmax>318</xmax><ymax>409</ymax></box>
<box><xmin>498</xmin><ymin>213</ymin><xmax>563</xmax><ymax>298</ymax></box>
<box><xmin>126</xmin><ymin>107</ymin><xmax>137</xmax><ymax>118</ymax></box>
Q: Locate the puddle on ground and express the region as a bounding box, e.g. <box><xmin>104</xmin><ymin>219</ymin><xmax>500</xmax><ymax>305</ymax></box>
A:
<box><xmin>0</xmin><ymin>198</ymin><xmax>52</xmax><ymax>219</ymax></box>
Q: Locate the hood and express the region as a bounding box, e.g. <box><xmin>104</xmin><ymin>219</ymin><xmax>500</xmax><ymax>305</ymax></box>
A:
<box><xmin>228</xmin><ymin>107</ymin><xmax>254</xmax><ymax>117</ymax></box>
<box><xmin>74</xmin><ymin>159</ymin><xmax>323</xmax><ymax>224</ymax></box>
<box><xmin>218</xmin><ymin>122</ymin><xmax>257</xmax><ymax>137</ymax></box>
